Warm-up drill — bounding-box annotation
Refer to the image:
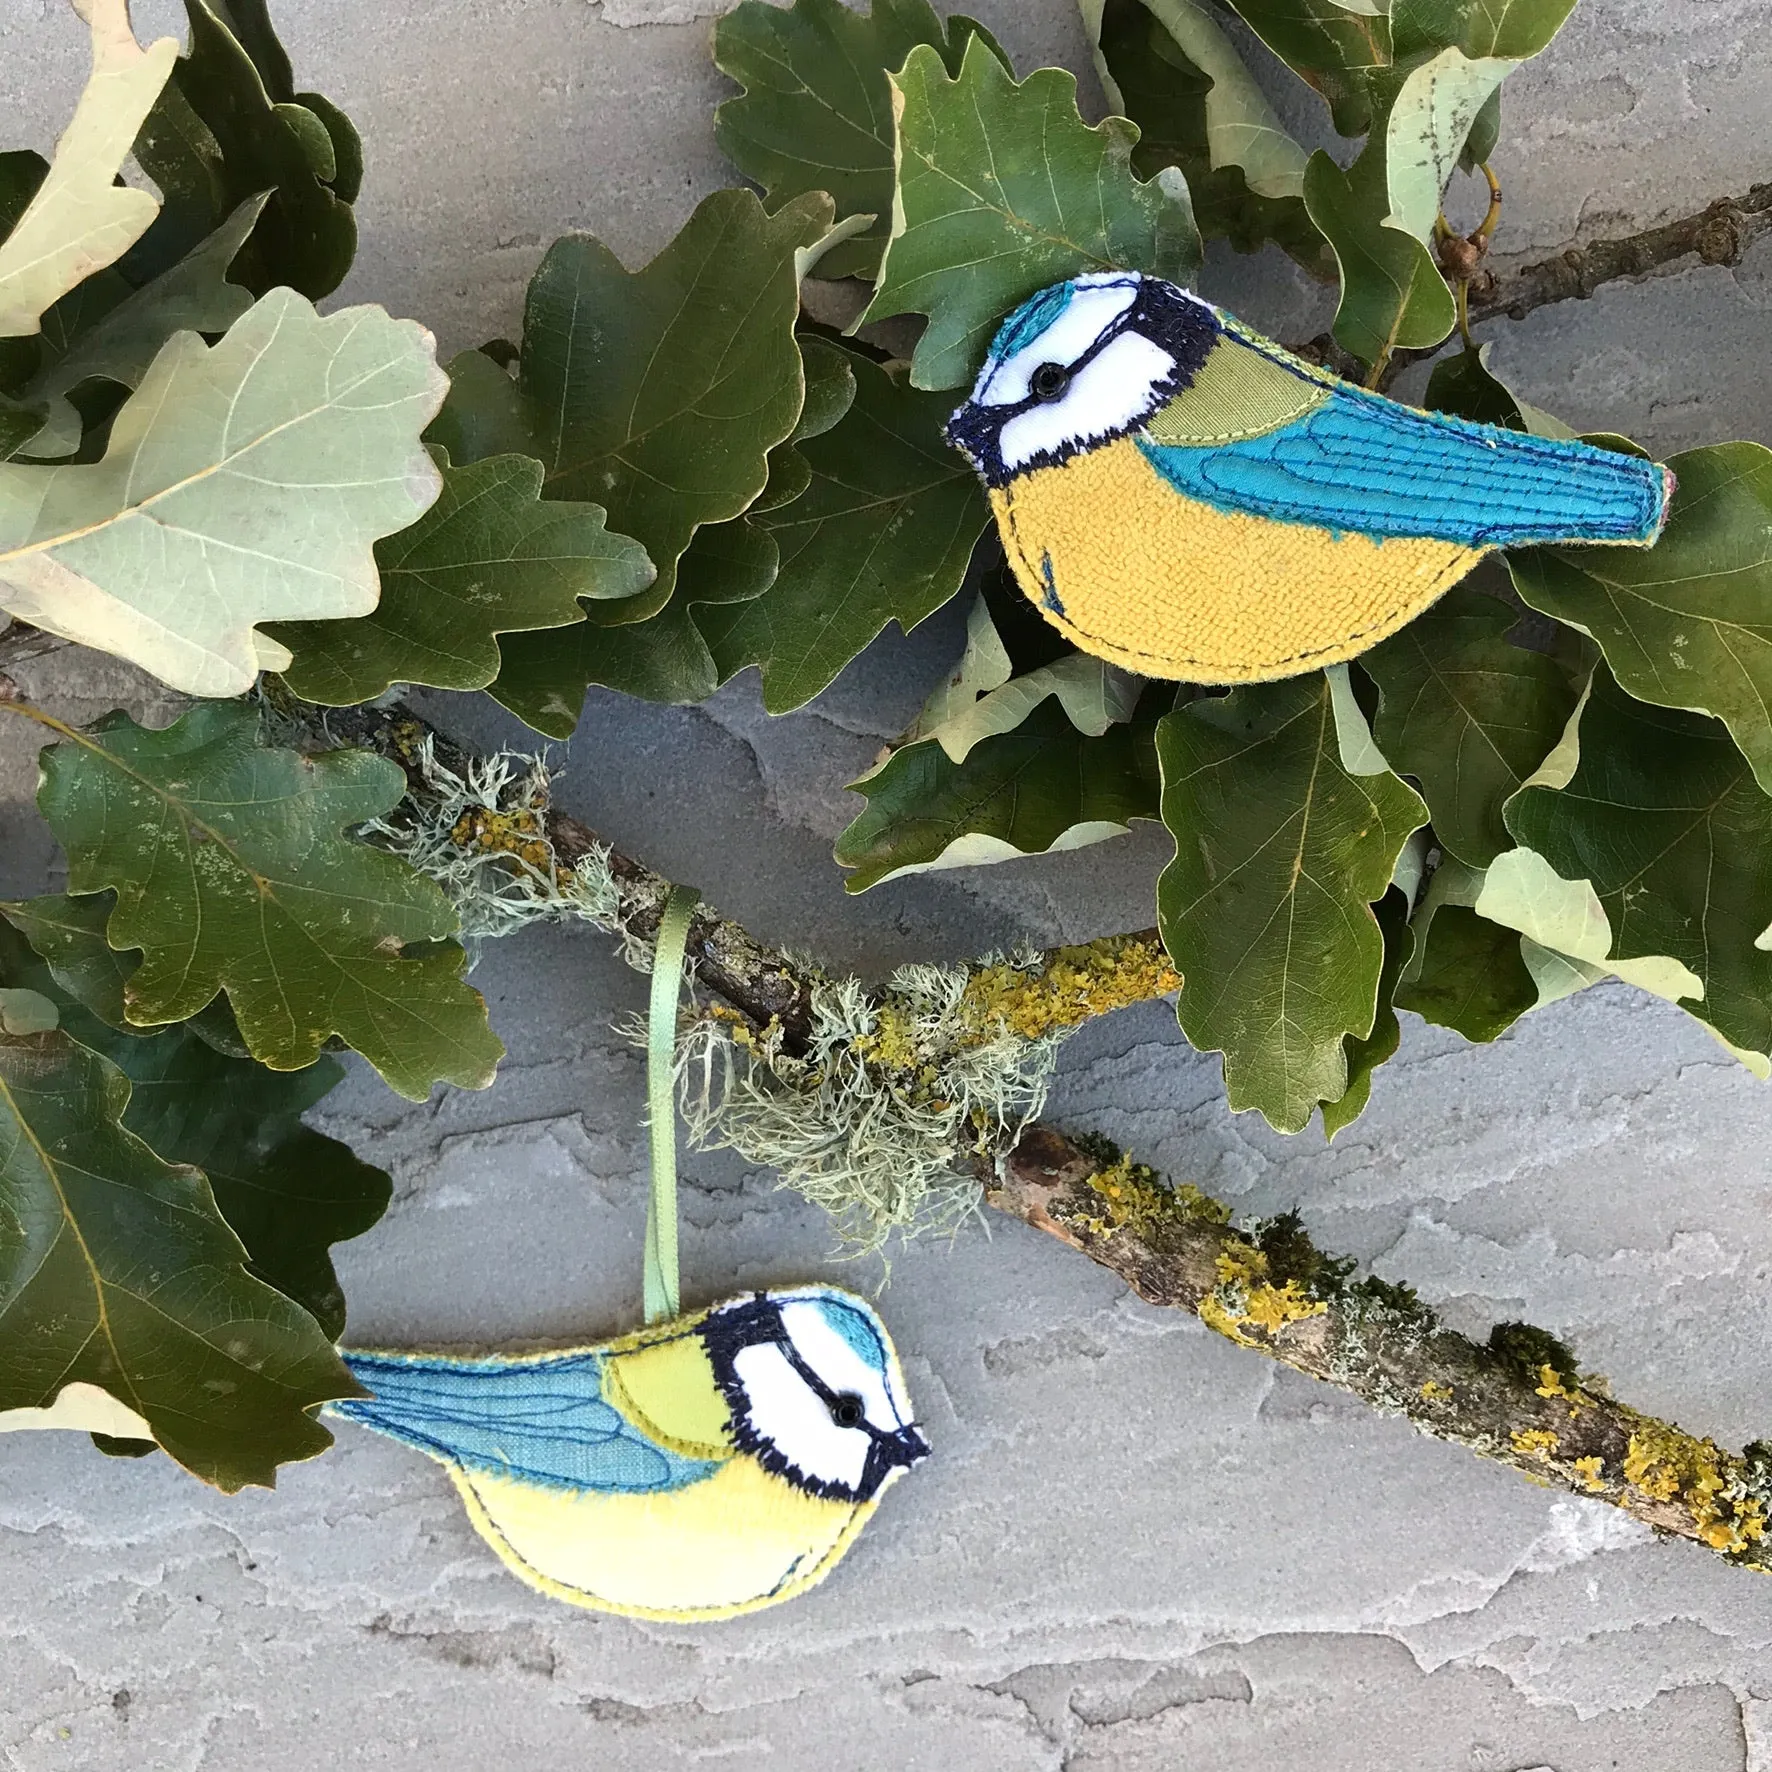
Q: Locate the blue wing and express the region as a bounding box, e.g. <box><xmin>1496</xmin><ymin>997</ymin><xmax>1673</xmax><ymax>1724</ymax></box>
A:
<box><xmin>331</xmin><ymin>1348</ymin><xmax>722</xmax><ymax>1494</ymax></box>
<box><xmin>1139</xmin><ymin>350</ymin><xmax>1667</xmax><ymax>549</ymax></box>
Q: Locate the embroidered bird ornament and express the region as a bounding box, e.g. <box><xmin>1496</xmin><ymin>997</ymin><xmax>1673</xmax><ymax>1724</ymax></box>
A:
<box><xmin>328</xmin><ymin>1286</ymin><xmax>927</xmax><ymax>1622</ymax></box>
<box><xmin>945</xmin><ymin>272</ymin><xmax>1674</xmax><ymax>682</ymax></box>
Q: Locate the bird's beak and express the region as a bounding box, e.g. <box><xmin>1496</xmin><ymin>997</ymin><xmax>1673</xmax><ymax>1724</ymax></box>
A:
<box><xmin>892</xmin><ymin>1423</ymin><xmax>931</xmax><ymax>1466</ymax></box>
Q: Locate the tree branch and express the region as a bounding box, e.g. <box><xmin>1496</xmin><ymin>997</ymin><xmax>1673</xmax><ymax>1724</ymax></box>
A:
<box><xmin>318</xmin><ymin>694</ymin><xmax>1772</xmax><ymax>1577</ymax></box>
<box><xmin>986</xmin><ymin>1128</ymin><xmax>1772</xmax><ymax>1573</ymax></box>
<box><xmin>1467</xmin><ymin>181</ymin><xmax>1772</xmax><ymax>327</ymax></box>
<box><xmin>1294</xmin><ymin>182</ymin><xmax>1772</xmax><ymax>387</ymax></box>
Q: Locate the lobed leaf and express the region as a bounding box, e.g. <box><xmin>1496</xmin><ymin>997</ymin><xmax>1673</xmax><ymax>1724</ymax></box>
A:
<box><xmin>697</xmin><ymin>347</ymin><xmax>988</xmax><ymax>710</ymax></box>
<box><xmin>712</xmin><ymin>0</ymin><xmax>1005</xmax><ymax>281</ymax></box>
<box><xmin>0</xmin><ymin>0</ymin><xmax>177</xmax><ymax>339</ymax></box>
<box><xmin>1503</xmin><ymin>665</ymin><xmax>1772</xmax><ymax>1061</ymax></box>
<box><xmin>35</xmin><ymin>702</ymin><xmax>504</xmax><ymax>1100</ymax></box>
<box><xmin>271</xmin><ymin>451</ymin><xmax>653</xmax><ymax>703</ymax></box>
<box><xmin>0</xmin><ymin>1022</ymin><xmax>359</xmax><ymax>1490</ymax></box>
<box><xmin>862</xmin><ymin>36</ymin><xmax>1202</xmax><ymax>390</ymax></box>
<box><xmin>0</xmin><ymin>288</ymin><xmax>447</xmax><ymax>698</ymax></box>
<box><xmin>17</xmin><ymin>193</ymin><xmax>264</xmax><ymax>460</ymax></box>
<box><xmin>1156</xmin><ymin>674</ymin><xmax>1427</xmax><ymax>1133</ymax></box>
<box><xmin>1321</xmin><ymin>885</ymin><xmax>1412</xmax><ymax>1139</ymax></box>
<box><xmin>1302</xmin><ymin>145</ymin><xmax>1454</xmax><ymax>367</ymax></box>
<box><xmin>1360</xmin><ymin>584</ymin><xmax>1579</xmax><ymax>866</ymax></box>
<box><xmin>131</xmin><ymin>0</ymin><xmax>357</xmax><ymax>298</ymax></box>
<box><xmin>1394</xmin><ymin>901</ymin><xmax>1536</xmax><ymax>1041</ymax></box>
<box><xmin>1509</xmin><ymin>442</ymin><xmax>1772</xmax><ymax>798</ymax></box>
<box><xmin>470</xmin><ymin>190</ymin><xmax>831</xmax><ymax>725</ymax></box>
<box><xmin>1085</xmin><ymin>0</ymin><xmax>1328</xmax><ymax>271</ymax></box>
<box><xmin>1223</xmin><ymin>0</ymin><xmax>1392</xmax><ymax>136</ymax></box>
<box><xmin>836</xmin><ymin>694</ymin><xmax>1163</xmax><ymax>891</ymax></box>
<box><xmin>0</xmin><ymin>902</ymin><xmax>389</xmax><ymax>1341</ymax></box>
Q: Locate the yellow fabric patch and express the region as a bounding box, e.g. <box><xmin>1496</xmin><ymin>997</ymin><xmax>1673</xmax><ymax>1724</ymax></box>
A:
<box><xmin>993</xmin><ymin>436</ymin><xmax>1481</xmax><ymax>682</ymax></box>
<box><xmin>451</xmin><ymin>1454</ymin><xmax>884</xmax><ymax>1623</ymax></box>
<box><xmin>603</xmin><ymin>1334</ymin><xmax>733</xmax><ymax>1460</ymax></box>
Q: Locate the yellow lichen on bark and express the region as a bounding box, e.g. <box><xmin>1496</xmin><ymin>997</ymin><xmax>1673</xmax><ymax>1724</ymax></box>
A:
<box><xmin>958</xmin><ymin>936</ymin><xmax>1181</xmax><ymax>1044</ymax></box>
<box><xmin>1199</xmin><ymin>1244</ymin><xmax>1327</xmax><ymax>1346</ymax></box>
<box><xmin>449</xmin><ymin>803</ymin><xmax>555</xmax><ymax>877</ymax></box>
<box><xmin>1623</xmin><ymin>1419</ymin><xmax>1767</xmax><ymax>1554</ymax></box>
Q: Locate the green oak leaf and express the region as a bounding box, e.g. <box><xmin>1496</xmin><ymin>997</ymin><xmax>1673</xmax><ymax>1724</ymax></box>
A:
<box><xmin>862</xmin><ymin>36</ymin><xmax>1202</xmax><ymax>390</ymax></box>
<box><xmin>671</xmin><ymin>332</ymin><xmax>859</xmax><ymax>608</ymax></box>
<box><xmin>0</xmin><ymin>888</ymin><xmax>245</xmax><ymax>1055</ymax></box>
<box><xmin>1394</xmin><ymin>901</ymin><xmax>1536</xmax><ymax>1041</ymax></box>
<box><xmin>0</xmin><ymin>1025</ymin><xmax>360</xmax><ymax>1489</ymax></box>
<box><xmin>1085</xmin><ymin>0</ymin><xmax>1329</xmax><ymax>272</ymax></box>
<box><xmin>476</xmin><ymin>190</ymin><xmax>832</xmax><ymax>726</ymax></box>
<box><xmin>1302</xmin><ymin>145</ymin><xmax>1455</xmax><ymax>368</ymax></box>
<box><xmin>1156</xmin><ymin>674</ymin><xmax>1427</xmax><ymax>1133</ymax></box>
<box><xmin>712</xmin><ymin>0</ymin><xmax>1005</xmax><ymax>282</ymax></box>
<box><xmin>1503</xmin><ymin>665</ymin><xmax>1772</xmax><ymax>1060</ymax></box>
<box><xmin>1508</xmin><ymin>443</ymin><xmax>1772</xmax><ymax>797</ymax></box>
<box><xmin>269</xmin><ymin>452</ymin><xmax>654</xmax><ymax>703</ymax></box>
<box><xmin>836</xmin><ymin>694</ymin><xmax>1164</xmax><ymax>892</ymax></box>
<box><xmin>1360</xmin><ymin>585</ymin><xmax>1579</xmax><ymax>866</ymax></box>
<box><xmin>697</xmin><ymin>349</ymin><xmax>987</xmax><ymax>710</ymax></box>
<box><xmin>1222</xmin><ymin>1</ymin><xmax>1392</xmax><ymax>136</ymax></box>
<box><xmin>0</xmin><ymin>0</ymin><xmax>176</xmax><ymax>339</ymax></box>
<box><xmin>18</xmin><ymin>194</ymin><xmax>265</xmax><ymax>460</ymax></box>
<box><xmin>0</xmin><ymin>906</ymin><xmax>388</xmax><ymax>1340</ymax></box>
<box><xmin>131</xmin><ymin>0</ymin><xmax>356</xmax><ymax>298</ymax></box>
<box><xmin>0</xmin><ymin>288</ymin><xmax>447</xmax><ymax>698</ymax></box>
<box><xmin>34</xmin><ymin>702</ymin><xmax>503</xmax><ymax>1100</ymax></box>
<box><xmin>1392</xmin><ymin>0</ymin><xmax>1578</xmax><ymax>59</ymax></box>
<box><xmin>1321</xmin><ymin>885</ymin><xmax>1412</xmax><ymax>1140</ymax></box>
<box><xmin>1424</xmin><ymin>341</ymin><xmax>1575</xmax><ymax>436</ymax></box>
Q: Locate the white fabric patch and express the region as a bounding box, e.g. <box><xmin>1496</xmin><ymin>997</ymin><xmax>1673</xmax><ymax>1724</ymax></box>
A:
<box><xmin>996</xmin><ymin>331</ymin><xmax>1179</xmax><ymax>472</ymax></box>
<box><xmin>779</xmin><ymin>1301</ymin><xmax>907</xmax><ymax>1433</ymax></box>
<box><xmin>975</xmin><ymin>277</ymin><xmax>1140</xmax><ymax>408</ymax></box>
<box><xmin>733</xmin><ymin>1341</ymin><xmax>870</xmax><ymax>1492</ymax></box>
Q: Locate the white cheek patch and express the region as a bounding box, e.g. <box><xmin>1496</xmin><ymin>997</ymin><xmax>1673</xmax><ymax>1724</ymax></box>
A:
<box><xmin>996</xmin><ymin>330</ymin><xmax>1179</xmax><ymax>473</ymax></box>
<box><xmin>733</xmin><ymin>1342</ymin><xmax>870</xmax><ymax>1493</ymax></box>
<box><xmin>977</xmin><ymin>280</ymin><xmax>1140</xmax><ymax>408</ymax></box>
<box><xmin>779</xmin><ymin>1301</ymin><xmax>905</xmax><ymax>1431</ymax></box>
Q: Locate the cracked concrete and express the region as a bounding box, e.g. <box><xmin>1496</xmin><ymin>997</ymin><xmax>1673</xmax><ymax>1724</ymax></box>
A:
<box><xmin>7</xmin><ymin>0</ymin><xmax>1772</xmax><ymax>1765</ymax></box>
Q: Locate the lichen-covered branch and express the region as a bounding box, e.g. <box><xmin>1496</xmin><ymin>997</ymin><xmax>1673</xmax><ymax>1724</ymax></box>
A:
<box><xmin>986</xmin><ymin>1128</ymin><xmax>1772</xmax><ymax>1572</ymax></box>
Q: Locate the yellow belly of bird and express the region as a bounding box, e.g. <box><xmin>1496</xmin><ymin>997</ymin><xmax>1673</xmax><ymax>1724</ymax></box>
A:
<box><xmin>991</xmin><ymin>436</ymin><xmax>1484</xmax><ymax>682</ymax></box>
<box><xmin>448</xmin><ymin>1456</ymin><xmax>879</xmax><ymax>1623</ymax></box>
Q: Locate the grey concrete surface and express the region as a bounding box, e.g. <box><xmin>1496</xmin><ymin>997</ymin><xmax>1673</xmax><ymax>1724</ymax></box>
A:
<box><xmin>6</xmin><ymin>1</ymin><xmax>1772</xmax><ymax>1766</ymax></box>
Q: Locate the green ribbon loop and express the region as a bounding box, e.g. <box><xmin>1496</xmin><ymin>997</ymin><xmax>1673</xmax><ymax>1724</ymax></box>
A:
<box><xmin>642</xmin><ymin>883</ymin><xmax>701</xmax><ymax>1325</ymax></box>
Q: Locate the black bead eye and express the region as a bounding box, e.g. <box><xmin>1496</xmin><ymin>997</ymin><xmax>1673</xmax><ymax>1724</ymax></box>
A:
<box><xmin>829</xmin><ymin>1392</ymin><xmax>866</xmax><ymax>1429</ymax></box>
<box><xmin>1029</xmin><ymin>360</ymin><xmax>1071</xmax><ymax>402</ymax></box>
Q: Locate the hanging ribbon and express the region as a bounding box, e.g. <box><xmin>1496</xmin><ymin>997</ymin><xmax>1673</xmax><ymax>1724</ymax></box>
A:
<box><xmin>642</xmin><ymin>882</ymin><xmax>701</xmax><ymax>1324</ymax></box>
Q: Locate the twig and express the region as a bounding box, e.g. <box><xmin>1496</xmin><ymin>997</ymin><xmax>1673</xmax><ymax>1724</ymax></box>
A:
<box><xmin>1294</xmin><ymin>181</ymin><xmax>1772</xmax><ymax>388</ymax></box>
<box><xmin>986</xmin><ymin>1128</ymin><xmax>1772</xmax><ymax>1573</ymax></box>
<box><xmin>1468</xmin><ymin>181</ymin><xmax>1772</xmax><ymax>326</ymax></box>
<box><xmin>320</xmin><ymin>695</ymin><xmax>1772</xmax><ymax>1574</ymax></box>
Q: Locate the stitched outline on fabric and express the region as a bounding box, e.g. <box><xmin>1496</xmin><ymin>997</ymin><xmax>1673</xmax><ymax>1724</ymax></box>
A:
<box><xmin>1196</xmin><ymin>314</ymin><xmax>1667</xmax><ymax>544</ymax></box>
<box><xmin>996</xmin><ymin>478</ymin><xmax>1485</xmax><ymax>674</ymax></box>
<box><xmin>446</xmin><ymin>1461</ymin><xmax>881</xmax><ymax>1623</ymax></box>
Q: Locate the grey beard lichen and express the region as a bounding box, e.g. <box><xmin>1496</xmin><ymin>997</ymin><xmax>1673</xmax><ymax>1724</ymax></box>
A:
<box><xmin>674</xmin><ymin>962</ymin><xmax>1067</xmax><ymax>1251</ymax></box>
<box><xmin>361</xmin><ymin>736</ymin><xmax>623</xmax><ymax>945</ymax></box>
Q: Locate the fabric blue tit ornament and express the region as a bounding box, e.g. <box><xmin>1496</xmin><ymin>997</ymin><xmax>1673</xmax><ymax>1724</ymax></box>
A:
<box><xmin>944</xmin><ymin>271</ymin><xmax>1674</xmax><ymax>684</ymax></box>
<box><xmin>327</xmin><ymin>886</ymin><xmax>929</xmax><ymax>1622</ymax></box>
